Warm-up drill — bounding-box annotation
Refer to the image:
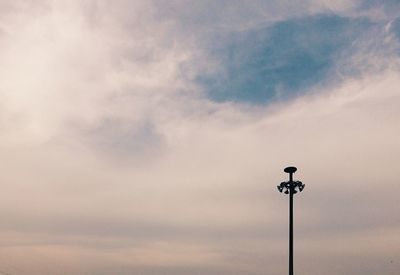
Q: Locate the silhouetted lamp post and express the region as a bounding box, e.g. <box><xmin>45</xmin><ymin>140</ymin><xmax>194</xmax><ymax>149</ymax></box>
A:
<box><xmin>277</xmin><ymin>166</ymin><xmax>305</xmax><ymax>275</ymax></box>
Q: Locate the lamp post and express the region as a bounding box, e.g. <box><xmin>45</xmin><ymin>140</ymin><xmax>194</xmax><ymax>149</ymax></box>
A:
<box><xmin>277</xmin><ymin>166</ymin><xmax>305</xmax><ymax>275</ymax></box>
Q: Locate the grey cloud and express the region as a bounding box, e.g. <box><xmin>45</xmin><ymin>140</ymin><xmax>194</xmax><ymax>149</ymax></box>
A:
<box><xmin>0</xmin><ymin>1</ymin><xmax>398</xmax><ymax>275</ymax></box>
<box><xmin>79</xmin><ymin>117</ymin><xmax>165</xmax><ymax>160</ymax></box>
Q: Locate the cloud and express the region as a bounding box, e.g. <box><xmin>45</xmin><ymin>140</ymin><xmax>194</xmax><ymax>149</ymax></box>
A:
<box><xmin>0</xmin><ymin>1</ymin><xmax>398</xmax><ymax>274</ymax></box>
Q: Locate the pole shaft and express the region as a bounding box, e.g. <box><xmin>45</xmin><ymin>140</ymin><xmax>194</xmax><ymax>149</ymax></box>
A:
<box><xmin>289</xmin><ymin>171</ymin><xmax>294</xmax><ymax>275</ymax></box>
<box><xmin>289</xmin><ymin>189</ymin><xmax>293</xmax><ymax>275</ymax></box>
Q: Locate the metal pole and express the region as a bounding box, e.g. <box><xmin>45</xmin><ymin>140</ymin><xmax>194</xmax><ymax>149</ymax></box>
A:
<box><xmin>289</xmin><ymin>186</ymin><xmax>294</xmax><ymax>275</ymax></box>
<box><xmin>277</xmin><ymin>167</ymin><xmax>304</xmax><ymax>275</ymax></box>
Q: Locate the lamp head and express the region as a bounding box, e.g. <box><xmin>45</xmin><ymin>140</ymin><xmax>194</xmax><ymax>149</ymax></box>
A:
<box><xmin>284</xmin><ymin>166</ymin><xmax>297</xmax><ymax>174</ymax></box>
<box><xmin>277</xmin><ymin>167</ymin><xmax>304</xmax><ymax>195</ymax></box>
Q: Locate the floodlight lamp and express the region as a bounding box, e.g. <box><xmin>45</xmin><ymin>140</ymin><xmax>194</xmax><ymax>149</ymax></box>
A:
<box><xmin>276</xmin><ymin>166</ymin><xmax>305</xmax><ymax>275</ymax></box>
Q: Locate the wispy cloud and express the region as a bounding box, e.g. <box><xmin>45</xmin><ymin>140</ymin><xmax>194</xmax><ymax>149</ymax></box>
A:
<box><xmin>0</xmin><ymin>1</ymin><xmax>398</xmax><ymax>274</ymax></box>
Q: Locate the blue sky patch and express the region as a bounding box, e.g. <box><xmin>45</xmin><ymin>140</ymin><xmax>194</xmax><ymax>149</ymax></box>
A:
<box><xmin>198</xmin><ymin>14</ymin><xmax>373</xmax><ymax>104</ymax></box>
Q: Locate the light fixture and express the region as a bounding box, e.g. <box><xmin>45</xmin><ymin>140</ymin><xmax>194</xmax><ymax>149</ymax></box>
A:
<box><xmin>277</xmin><ymin>166</ymin><xmax>305</xmax><ymax>275</ymax></box>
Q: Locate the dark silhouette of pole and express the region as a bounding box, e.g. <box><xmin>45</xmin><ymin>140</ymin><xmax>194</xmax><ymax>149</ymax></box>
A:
<box><xmin>277</xmin><ymin>167</ymin><xmax>305</xmax><ymax>275</ymax></box>
<box><xmin>289</xmin><ymin>179</ymin><xmax>293</xmax><ymax>275</ymax></box>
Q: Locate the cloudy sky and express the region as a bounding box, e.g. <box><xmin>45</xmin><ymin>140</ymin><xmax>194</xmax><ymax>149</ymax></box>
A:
<box><xmin>0</xmin><ymin>0</ymin><xmax>399</xmax><ymax>274</ymax></box>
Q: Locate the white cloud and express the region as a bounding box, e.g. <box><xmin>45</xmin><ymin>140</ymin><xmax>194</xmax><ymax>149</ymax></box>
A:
<box><xmin>0</xmin><ymin>1</ymin><xmax>399</xmax><ymax>274</ymax></box>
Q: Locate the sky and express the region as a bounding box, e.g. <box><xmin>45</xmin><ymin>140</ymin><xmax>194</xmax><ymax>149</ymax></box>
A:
<box><xmin>0</xmin><ymin>0</ymin><xmax>399</xmax><ymax>274</ymax></box>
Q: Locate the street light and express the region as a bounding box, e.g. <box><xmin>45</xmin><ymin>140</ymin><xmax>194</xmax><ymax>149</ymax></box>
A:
<box><xmin>277</xmin><ymin>166</ymin><xmax>305</xmax><ymax>275</ymax></box>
